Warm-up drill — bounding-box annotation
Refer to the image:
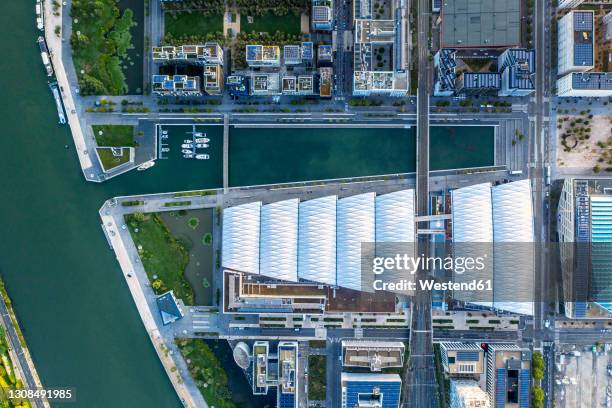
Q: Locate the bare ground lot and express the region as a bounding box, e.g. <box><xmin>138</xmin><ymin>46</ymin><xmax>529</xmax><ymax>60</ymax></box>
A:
<box><xmin>556</xmin><ymin>114</ymin><xmax>612</xmax><ymax>172</ymax></box>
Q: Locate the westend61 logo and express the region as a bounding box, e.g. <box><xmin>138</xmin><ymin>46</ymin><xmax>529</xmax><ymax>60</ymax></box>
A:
<box><xmin>371</xmin><ymin>254</ymin><xmax>487</xmax><ymax>275</ymax></box>
<box><xmin>369</xmin><ymin>254</ymin><xmax>492</xmax><ymax>292</ymax></box>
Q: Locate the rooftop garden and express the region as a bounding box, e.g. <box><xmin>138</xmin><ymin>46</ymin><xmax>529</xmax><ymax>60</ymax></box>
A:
<box><xmin>93</xmin><ymin>125</ymin><xmax>136</xmax><ymax>147</ymax></box>
<box><xmin>125</xmin><ymin>212</ymin><xmax>195</xmax><ymax>305</ymax></box>
<box><xmin>236</xmin><ymin>0</ymin><xmax>308</xmax><ymax>17</ymax></box>
<box><xmin>70</xmin><ymin>0</ymin><xmax>136</xmax><ymax>95</ymax></box>
<box><xmin>307</xmin><ymin>355</ymin><xmax>326</xmax><ymax>401</ymax></box>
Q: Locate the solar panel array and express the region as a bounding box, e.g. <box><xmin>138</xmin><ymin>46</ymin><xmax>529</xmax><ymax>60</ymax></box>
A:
<box><xmin>574</xmin><ymin>12</ymin><xmax>593</xmax><ymax>31</ymax></box>
<box><xmin>345</xmin><ymin>380</ymin><xmax>401</xmax><ymax>408</ymax></box>
<box><xmin>456</xmin><ymin>351</ymin><xmax>481</xmax><ymax>361</ymax></box>
<box><xmin>574</xmin><ymin>44</ymin><xmax>593</xmax><ymax>66</ymax></box>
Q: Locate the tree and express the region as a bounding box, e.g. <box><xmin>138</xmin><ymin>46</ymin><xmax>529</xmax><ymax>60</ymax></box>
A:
<box><xmin>532</xmin><ymin>386</ymin><xmax>544</xmax><ymax>408</ymax></box>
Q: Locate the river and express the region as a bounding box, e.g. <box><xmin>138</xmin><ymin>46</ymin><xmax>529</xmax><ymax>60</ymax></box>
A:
<box><xmin>0</xmin><ymin>2</ymin><xmax>493</xmax><ymax>408</ymax></box>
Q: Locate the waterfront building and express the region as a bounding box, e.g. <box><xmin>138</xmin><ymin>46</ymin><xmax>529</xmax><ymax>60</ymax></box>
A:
<box><xmin>252</xmin><ymin>341</ymin><xmax>269</xmax><ymax>395</ymax></box>
<box><xmin>557</xmin><ymin>0</ymin><xmax>585</xmax><ymax>9</ymax></box>
<box><xmin>439</xmin><ymin>342</ymin><xmax>484</xmax><ymax>376</ymax></box>
<box><xmin>312</xmin><ymin>0</ymin><xmax>333</xmax><ymax>31</ymax></box>
<box><xmin>440</xmin><ymin>0</ymin><xmax>520</xmax><ymax>48</ymax></box>
<box><xmin>433</xmin><ymin>48</ymin><xmax>457</xmax><ymax>96</ymax></box>
<box><xmin>498</xmin><ymin>48</ymin><xmax>535</xmax><ymax>96</ymax></box>
<box><xmin>152</xmin><ymin>43</ymin><xmax>223</xmax><ymax>65</ymax></box>
<box><xmin>250</xmin><ymin>73</ymin><xmax>281</xmax><ymax>96</ymax></box>
<box><xmin>557</xmin><ymin>178</ymin><xmax>612</xmax><ymax>318</ymax></box>
<box><xmin>151</xmin><ymin>75</ymin><xmax>201</xmax><ymax>96</ymax></box>
<box><xmin>246</xmin><ymin>45</ymin><xmax>281</xmax><ymax>67</ymax></box>
<box><xmin>557</xmin><ymin>72</ymin><xmax>612</xmax><ymax>97</ymax></box>
<box><xmin>451</xmin><ymin>180</ymin><xmax>534</xmax><ymax>315</ymax></box>
<box><xmin>485</xmin><ymin>344</ymin><xmax>531</xmax><ymax>408</ymax></box>
<box><xmin>319</xmin><ymin>67</ymin><xmax>333</xmax><ymax>97</ymax></box>
<box><xmin>449</xmin><ymin>380</ymin><xmax>490</xmax><ymax>408</ymax></box>
<box><xmin>342</xmin><ymin>340</ymin><xmax>405</xmax><ymax>372</ymax></box>
<box><xmin>284</xmin><ymin>45</ymin><xmax>303</xmax><ymax>65</ymax></box>
<box><xmin>341</xmin><ymin>372</ymin><xmax>401</xmax><ymax>408</ymax></box>
<box><xmin>203</xmin><ymin>64</ymin><xmax>224</xmax><ymax>95</ymax></box>
<box><xmin>156</xmin><ymin>291</ymin><xmax>184</xmax><ymax>325</ymax></box>
<box><xmin>226</xmin><ymin>75</ymin><xmax>250</xmax><ymax>97</ymax></box>
<box><xmin>277</xmin><ymin>342</ymin><xmax>298</xmax><ymax>408</ymax></box>
<box><xmin>352</xmin><ymin>0</ymin><xmax>409</xmax><ymax>96</ymax></box>
<box><xmin>281</xmin><ymin>75</ymin><xmax>316</xmax><ymax>95</ymax></box>
<box><xmin>558</xmin><ymin>11</ymin><xmax>594</xmax><ymax>76</ymax></box>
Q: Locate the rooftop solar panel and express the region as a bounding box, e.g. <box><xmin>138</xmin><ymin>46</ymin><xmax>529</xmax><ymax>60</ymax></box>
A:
<box><xmin>574</xmin><ymin>43</ymin><xmax>593</xmax><ymax>66</ymax></box>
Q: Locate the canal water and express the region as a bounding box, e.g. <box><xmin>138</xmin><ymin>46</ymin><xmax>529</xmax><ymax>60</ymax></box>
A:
<box><xmin>2</xmin><ymin>2</ymin><xmax>493</xmax><ymax>408</ymax></box>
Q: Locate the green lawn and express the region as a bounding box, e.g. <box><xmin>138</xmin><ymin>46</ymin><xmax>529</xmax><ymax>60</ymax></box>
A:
<box><xmin>125</xmin><ymin>213</ymin><xmax>194</xmax><ymax>304</ymax></box>
<box><xmin>70</xmin><ymin>0</ymin><xmax>135</xmax><ymax>95</ymax></box>
<box><xmin>307</xmin><ymin>355</ymin><xmax>326</xmax><ymax>401</ymax></box>
<box><xmin>96</xmin><ymin>147</ymin><xmax>130</xmax><ymax>171</ymax></box>
<box><xmin>176</xmin><ymin>339</ymin><xmax>236</xmax><ymax>408</ymax></box>
<box><xmin>164</xmin><ymin>11</ymin><xmax>223</xmax><ymax>38</ymax></box>
<box><xmin>93</xmin><ymin>125</ymin><xmax>135</xmax><ymax>147</ymax></box>
<box><xmin>240</xmin><ymin>12</ymin><xmax>301</xmax><ymax>35</ymax></box>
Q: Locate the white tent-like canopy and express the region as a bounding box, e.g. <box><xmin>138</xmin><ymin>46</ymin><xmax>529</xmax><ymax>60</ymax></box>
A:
<box><xmin>221</xmin><ymin>201</ymin><xmax>262</xmax><ymax>274</ymax></box>
<box><xmin>336</xmin><ymin>193</ymin><xmax>376</xmax><ymax>291</ymax></box>
<box><xmin>298</xmin><ymin>195</ymin><xmax>338</xmax><ymax>286</ymax></box>
<box><xmin>260</xmin><ymin>199</ymin><xmax>299</xmax><ymax>282</ymax></box>
<box><xmin>375</xmin><ymin>189</ymin><xmax>415</xmax><ymax>243</ymax></box>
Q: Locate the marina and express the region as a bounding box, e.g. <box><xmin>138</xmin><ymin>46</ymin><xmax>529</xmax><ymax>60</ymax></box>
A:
<box><xmin>159</xmin><ymin>124</ymin><xmax>212</xmax><ymax>160</ymax></box>
<box><xmin>48</xmin><ymin>81</ymin><xmax>66</xmax><ymax>125</ymax></box>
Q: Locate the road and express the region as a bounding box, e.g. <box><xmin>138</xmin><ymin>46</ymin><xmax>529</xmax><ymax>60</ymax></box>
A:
<box><xmin>0</xmin><ymin>296</ymin><xmax>48</xmax><ymax>408</ymax></box>
<box><xmin>403</xmin><ymin>0</ymin><xmax>437</xmax><ymax>405</ymax></box>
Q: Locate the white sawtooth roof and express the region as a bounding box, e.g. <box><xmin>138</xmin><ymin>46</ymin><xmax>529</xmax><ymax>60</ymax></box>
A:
<box><xmin>298</xmin><ymin>195</ymin><xmax>337</xmax><ymax>285</ymax></box>
<box><xmin>222</xmin><ymin>201</ymin><xmax>261</xmax><ymax>274</ymax></box>
<box><xmin>375</xmin><ymin>189</ymin><xmax>415</xmax><ymax>243</ymax></box>
<box><xmin>260</xmin><ymin>199</ymin><xmax>299</xmax><ymax>282</ymax></box>
<box><xmin>451</xmin><ymin>183</ymin><xmax>493</xmax><ymax>242</ymax></box>
<box><xmin>492</xmin><ymin>179</ymin><xmax>534</xmax><ymax>315</ymax></box>
<box><xmin>336</xmin><ymin>193</ymin><xmax>376</xmax><ymax>291</ymax></box>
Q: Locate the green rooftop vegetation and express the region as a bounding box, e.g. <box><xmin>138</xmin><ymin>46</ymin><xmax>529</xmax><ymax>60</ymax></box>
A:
<box><xmin>176</xmin><ymin>339</ymin><xmax>236</xmax><ymax>408</ymax></box>
<box><xmin>163</xmin><ymin>11</ymin><xmax>224</xmax><ymax>45</ymax></box>
<box><xmin>239</xmin><ymin>12</ymin><xmax>301</xmax><ymax>36</ymax></box>
<box><xmin>96</xmin><ymin>147</ymin><xmax>131</xmax><ymax>171</ymax></box>
<box><xmin>70</xmin><ymin>0</ymin><xmax>136</xmax><ymax>95</ymax></box>
<box><xmin>125</xmin><ymin>213</ymin><xmax>194</xmax><ymax>305</ymax></box>
<box><xmin>307</xmin><ymin>355</ymin><xmax>326</xmax><ymax>401</ymax></box>
<box><xmin>236</xmin><ymin>0</ymin><xmax>308</xmax><ymax>17</ymax></box>
<box><xmin>93</xmin><ymin>125</ymin><xmax>135</xmax><ymax>147</ymax></box>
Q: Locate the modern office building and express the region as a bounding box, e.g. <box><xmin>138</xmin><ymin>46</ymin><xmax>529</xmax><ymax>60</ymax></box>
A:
<box><xmin>284</xmin><ymin>45</ymin><xmax>303</xmax><ymax>65</ymax></box>
<box><xmin>455</xmin><ymin>73</ymin><xmax>501</xmax><ymax>96</ymax></box>
<box><xmin>151</xmin><ymin>75</ymin><xmax>201</xmax><ymax>96</ymax></box>
<box><xmin>253</xmin><ymin>341</ymin><xmax>269</xmax><ymax>395</ymax></box>
<box><xmin>449</xmin><ymin>380</ymin><xmax>491</xmax><ymax>408</ymax></box>
<box><xmin>558</xmin><ymin>11</ymin><xmax>594</xmax><ymax>76</ymax></box>
<box><xmin>152</xmin><ymin>43</ymin><xmax>223</xmax><ymax>65</ymax></box>
<box><xmin>319</xmin><ymin>67</ymin><xmax>333</xmax><ymax>97</ymax></box>
<box><xmin>281</xmin><ymin>75</ymin><xmax>315</xmax><ymax>95</ymax></box>
<box><xmin>341</xmin><ymin>373</ymin><xmax>402</xmax><ymax>408</ymax></box>
<box><xmin>439</xmin><ymin>342</ymin><xmax>484</xmax><ymax>376</ymax></box>
<box><xmin>440</xmin><ymin>0</ymin><xmax>520</xmax><ymax>48</ymax></box>
<box><xmin>246</xmin><ymin>44</ymin><xmax>281</xmax><ymax>67</ymax></box>
<box><xmin>250</xmin><ymin>73</ymin><xmax>281</xmax><ymax>96</ymax></box>
<box><xmin>557</xmin><ymin>0</ymin><xmax>585</xmax><ymax>9</ymax></box>
<box><xmin>558</xmin><ymin>178</ymin><xmax>612</xmax><ymax>318</ymax></box>
<box><xmin>498</xmin><ymin>48</ymin><xmax>536</xmax><ymax>96</ymax></box>
<box><xmin>312</xmin><ymin>0</ymin><xmax>333</xmax><ymax>30</ymax></box>
<box><xmin>451</xmin><ymin>180</ymin><xmax>534</xmax><ymax>315</ymax></box>
<box><xmin>221</xmin><ymin>190</ymin><xmax>415</xmax><ymax>291</ymax></box>
<box><xmin>485</xmin><ymin>344</ymin><xmax>531</xmax><ymax>408</ymax></box>
<box><xmin>605</xmin><ymin>11</ymin><xmax>612</xmax><ymax>41</ymax></box>
<box><xmin>352</xmin><ymin>0</ymin><xmax>409</xmax><ymax>96</ymax></box>
<box><xmin>226</xmin><ymin>75</ymin><xmax>249</xmax><ymax>97</ymax></box>
<box><xmin>557</xmin><ymin>72</ymin><xmax>612</xmax><ymax>97</ymax></box>
<box><xmin>203</xmin><ymin>64</ymin><xmax>224</xmax><ymax>95</ymax></box>
<box><xmin>342</xmin><ymin>340</ymin><xmax>405</xmax><ymax>372</ymax></box>
<box><xmin>318</xmin><ymin>44</ymin><xmax>333</xmax><ymax>64</ymax></box>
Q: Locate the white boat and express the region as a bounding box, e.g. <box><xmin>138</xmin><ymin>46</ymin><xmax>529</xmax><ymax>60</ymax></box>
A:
<box><xmin>137</xmin><ymin>161</ymin><xmax>155</xmax><ymax>171</ymax></box>
<box><xmin>161</xmin><ymin>148</ymin><xmax>170</xmax><ymax>152</ymax></box>
<box><xmin>183</xmin><ymin>139</ymin><xmax>193</xmax><ymax>144</ymax></box>
<box><xmin>160</xmin><ymin>134</ymin><xmax>168</xmax><ymax>139</ymax></box>
<box><xmin>38</xmin><ymin>37</ymin><xmax>53</xmax><ymax>76</ymax></box>
<box><xmin>181</xmin><ymin>143</ymin><xmax>193</xmax><ymax>149</ymax></box>
<box><xmin>183</xmin><ymin>154</ymin><xmax>194</xmax><ymax>159</ymax></box>
<box><xmin>182</xmin><ymin>149</ymin><xmax>194</xmax><ymax>154</ymax></box>
<box><xmin>195</xmin><ymin>137</ymin><xmax>210</xmax><ymax>143</ymax></box>
<box><xmin>195</xmin><ymin>143</ymin><xmax>209</xmax><ymax>148</ymax></box>
<box><xmin>193</xmin><ymin>132</ymin><xmax>204</xmax><ymax>137</ymax></box>
<box><xmin>161</xmin><ymin>130</ymin><xmax>168</xmax><ymax>135</ymax></box>
<box><xmin>35</xmin><ymin>2</ymin><xmax>44</xmax><ymax>30</ymax></box>
<box><xmin>195</xmin><ymin>154</ymin><xmax>209</xmax><ymax>160</ymax></box>
<box><xmin>48</xmin><ymin>82</ymin><xmax>66</xmax><ymax>124</ymax></box>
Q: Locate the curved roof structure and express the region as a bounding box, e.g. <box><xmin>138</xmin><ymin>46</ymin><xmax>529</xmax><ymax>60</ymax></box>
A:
<box><xmin>260</xmin><ymin>199</ymin><xmax>299</xmax><ymax>282</ymax></box>
<box><xmin>375</xmin><ymin>189</ymin><xmax>415</xmax><ymax>243</ymax></box>
<box><xmin>298</xmin><ymin>195</ymin><xmax>337</xmax><ymax>285</ymax></box>
<box><xmin>451</xmin><ymin>183</ymin><xmax>493</xmax><ymax>242</ymax></box>
<box><xmin>222</xmin><ymin>201</ymin><xmax>262</xmax><ymax>274</ymax></box>
<box><xmin>492</xmin><ymin>179</ymin><xmax>534</xmax><ymax>315</ymax></box>
<box><xmin>337</xmin><ymin>193</ymin><xmax>376</xmax><ymax>291</ymax></box>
